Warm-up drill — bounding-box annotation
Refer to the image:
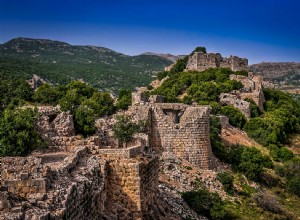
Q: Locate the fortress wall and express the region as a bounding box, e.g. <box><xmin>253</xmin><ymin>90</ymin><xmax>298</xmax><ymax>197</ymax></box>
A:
<box><xmin>186</xmin><ymin>52</ymin><xmax>248</xmax><ymax>72</ymax></box>
<box><xmin>150</xmin><ymin>104</ymin><xmax>212</xmax><ymax>169</ymax></box>
<box><xmin>106</xmin><ymin>156</ymin><xmax>159</xmax><ymax>220</ymax></box>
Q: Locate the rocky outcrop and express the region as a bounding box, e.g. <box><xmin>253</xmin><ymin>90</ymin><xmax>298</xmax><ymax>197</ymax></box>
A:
<box><xmin>27</xmin><ymin>74</ymin><xmax>48</xmax><ymax>90</ymax></box>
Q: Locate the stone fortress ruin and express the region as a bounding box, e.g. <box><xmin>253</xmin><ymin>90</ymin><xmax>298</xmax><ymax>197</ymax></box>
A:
<box><xmin>186</xmin><ymin>51</ymin><xmax>248</xmax><ymax>72</ymax></box>
<box><xmin>220</xmin><ymin>73</ymin><xmax>265</xmax><ymax>118</ymax></box>
<box><xmin>0</xmin><ymin>48</ymin><xmax>266</xmax><ymax>219</ymax></box>
<box><xmin>0</xmin><ymin>89</ymin><xmax>213</xmax><ymax>219</ymax></box>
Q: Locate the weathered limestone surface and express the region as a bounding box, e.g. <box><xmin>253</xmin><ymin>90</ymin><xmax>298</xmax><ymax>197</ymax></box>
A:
<box><xmin>186</xmin><ymin>52</ymin><xmax>248</xmax><ymax>72</ymax></box>
<box><xmin>219</xmin><ymin>93</ymin><xmax>251</xmax><ymax>118</ymax></box>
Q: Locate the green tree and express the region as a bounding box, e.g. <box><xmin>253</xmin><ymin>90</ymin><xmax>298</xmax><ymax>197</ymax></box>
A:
<box><xmin>112</xmin><ymin>115</ymin><xmax>141</xmax><ymax>148</ymax></box>
<box><xmin>0</xmin><ymin>108</ymin><xmax>45</xmax><ymax>156</ymax></box>
<box><xmin>66</xmin><ymin>81</ymin><xmax>96</xmax><ymax>99</ymax></box>
<box><xmin>191</xmin><ymin>46</ymin><xmax>207</xmax><ymax>54</ymax></box>
<box><xmin>74</xmin><ymin>106</ymin><xmax>96</xmax><ymax>137</ymax></box>
<box><xmin>116</xmin><ymin>89</ymin><xmax>132</xmax><ymax>110</ymax></box>
<box><xmin>33</xmin><ymin>83</ymin><xmax>63</xmax><ymax>104</ymax></box>
<box><xmin>59</xmin><ymin>89</ymin><xmax>85</xmax><ymax>113</ymax></box>
<box><xmin>89</xmin><ymin>92</ymin><xmax>115</xmax><ymax>116</ymax></box>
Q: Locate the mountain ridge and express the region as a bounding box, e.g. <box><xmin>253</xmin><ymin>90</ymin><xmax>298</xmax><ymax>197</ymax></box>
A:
<box><xmin>0</xmin><ymin>37</ymin><xmax>173</xmax><ymax>94</ymax></box>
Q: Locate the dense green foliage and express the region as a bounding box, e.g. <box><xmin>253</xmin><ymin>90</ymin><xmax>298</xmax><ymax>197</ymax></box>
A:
<box><xmin>45</xmin><ymin>81</ymin><xmax>116</xmax><ymax>137</ymax></box>
<box><xmin>220</xmin><ymin>105</ymin><xmax>246</xmax><ymax>129</ymax></box>
<box><xmin>182</xmin><ymin>188</ymin><xmax>228</xmax><ymax>219</ymax></box>
<box><xmin>245</xmin><ymin>98</ymin><xmax>261</xmax><ymax>118</ymax></box>
<box><xmin>153</xmin><ymin>67</ymin><xmax>243</xmax><ymax>103</ymax></box>
<box><xmin>210</xmin><ymin>117</ymin><xmax>272</xmax><ymax>181</ymax></box>
<box><xmin>0</xmin><ymin>108</ymin><xmax>45</xmax><ymax>156</ymax></box>
<box><xmin>0</xmin><ymin>38</ymin><xmax>172</xmax><ymax>94</ymax></box>
<box><xmin>217</xmin><ymin>172</ymin><xmax>234</xmax><ymax>194</ymax></box>
<box><xmin>116</xmin><ymin>89</ymin><xmax>132</xmax><ymax>110</ymax></box>
<box><xmin>244</xmin><ymin>89</ymin><xmax>300</xmax><ymax>148</ymax></box>
<box><xmin>169</xmin><ymin>56</ymin><xmax>189</xmax><ymax>74</ymax></box>
<box><xmin>0</xmin><ymin>74</ymin><xmax>33</xmax><ymax>113</ymax></box>
<box><xmin>112</xmin><ymin>115</ymin><xmax>144</xmax><ymax>147</ymax></box>
<box><xmin>33</xmin><ymin>84</ymin><xmax>64</xmax><ymax>105</ymax></box>
<box><xmin>191</xmin><ymin>46</ymin><xmax>207</xmax><ymax>54</ymax></box>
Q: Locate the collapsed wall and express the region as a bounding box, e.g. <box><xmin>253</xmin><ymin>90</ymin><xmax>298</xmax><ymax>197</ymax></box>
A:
<box><xmin>219</xmin><ymin>73</ymin><xmax>265</xmax><ymax>117</ymax></box>
<box><xmin>0</xmin><ymin>147</ymin><xmax>107</xmax><ymax>220</ymax></box>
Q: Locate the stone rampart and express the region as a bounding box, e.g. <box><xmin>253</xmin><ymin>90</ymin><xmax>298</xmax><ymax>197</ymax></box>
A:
<box><xmin>186</xmin><ymin>52</ymin><xmax>248</xmax><ymax>72</ymax></box>
<box><xmin>150</xmin><ymin>103</ymin><xmax>212</xmax><ymax>169</ymax></box>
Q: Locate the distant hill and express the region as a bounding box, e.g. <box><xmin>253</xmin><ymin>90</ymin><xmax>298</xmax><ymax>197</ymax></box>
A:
<box><xmin>0</xmin><ymin>37</ymin><xmax>173</xmax><ymax>94</ymax></box>
<box><xmin>141</xmin><ymin>52</ymin><xmax>185</xmax><ymax>62</ymax></box>
<box><xmin>250</xmin><ymin>62</ymin><xmax>300</xmax><ymax>88</ymax></box>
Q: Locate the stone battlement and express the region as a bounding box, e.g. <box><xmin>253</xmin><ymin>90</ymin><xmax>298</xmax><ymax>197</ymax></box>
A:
<box><xmin>186</xmin><ymin>52</ymin><xmax>248</xmax><ymax>72</ymax></box>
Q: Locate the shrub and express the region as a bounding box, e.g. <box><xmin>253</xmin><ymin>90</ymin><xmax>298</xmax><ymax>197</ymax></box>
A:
<box><xmin>253</xmin><ymin>191</ymin><xmax>282</xmax><ymax>213</ymax></box>
<box><xmin>116</xmin><ymin>89</ymin><xmax>132</xmax><ymax>110</ymax></box>
<box><xmin>182</xmin><ymin>188</ymin><xmax>228</xmax><ymax>219</ymax></box>
<box><xmin>287</xmin><ymin>176</ymin><xmax>300</xmax><ymax>196</ymax></box>
<box><xmin>245</xmin><ymin>98</ymin><xmax>261</xmax><ymax>118</ymax></box>
<box><xmin>156</xmin><ymin>71</ymin><xmax>168</xmax><ymax>80</ymax></box>
<box><xmin>217</xmin><ymin>172</ymin><xmax>234</xmax><ymax>194</ymax></box>
<box><xmin>238</xmin><ymin>147</ymin><xmax>272</xmax><ymax>181</ymax></box>
<box><xmin>0</xmin><ymin>108</ymin><xmax>45</xmax><ymax>156</ymax></box>
<box><xmin>221</xmin><ymin>105</ymin><xmax>246</xmax><ymax>129</ymax></box>
<box><xmin>74</xmin><ymin>106</ymin><xmax>96</xmax><ymax>137</ymax></box>
<box><xmin>269</xmin><ymin>145</ymin><xmax>294</xmax><ymax>162</ymax></box>
<box><xmin>170</xmin><ymin>56</ymin><xmax>188</xmax><ymax>73</ymax></box>
<box><xmin>33</xmin><ymin>83</ymin><xmax>64</xmax><ymax>105</ymax></box>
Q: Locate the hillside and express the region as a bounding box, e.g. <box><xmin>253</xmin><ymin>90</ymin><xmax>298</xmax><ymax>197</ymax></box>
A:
<box><xmin>250</xmin><ymin>62</ymin><xmax>300</xmax><ymax>88</ymax></box>
<box><xmin>141</xmin><ymin>52</ymin><xmax>185</xmax><ymax>62</ymax></box>
<box><xmin>0</xmin><ymin>37</ymin><xmax>173</xmax><ymax>94</ymax></box>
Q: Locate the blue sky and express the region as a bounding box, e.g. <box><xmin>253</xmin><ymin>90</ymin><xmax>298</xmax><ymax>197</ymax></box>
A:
<box><xmin>0</xmin><ymin>0</ymin><xmax>300</xmax><ymax>64</ymax></box>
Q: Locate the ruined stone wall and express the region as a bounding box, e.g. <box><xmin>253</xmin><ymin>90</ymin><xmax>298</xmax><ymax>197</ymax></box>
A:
<box><xmin>59</xmin><ymin>157</ymin><xmax>107</xmax><ymax>220</ymax></box>
<box><xmin>186</xmin><ymin>52</ymin><xmax>248</xmax><ymax>72</ymax></box>
<box><xmin>230</xmin><ymin>56</ymin><xmax>248</xmax><ymax>71</ymax></box>
<box><xmin>106</xmin><ymin>156</ymin><xmax>159</xmax><ymax>220</ymax></box>
<box><xmin>150</xmin><ymin>103</ymin><xmax>212</xmax><ymax>169</ymax></box>
<box><xmin>229</xmin><ymin>74</ymin><xmax>265</xmax><ymax>111</ymax></box>
<box><xmin>93</xmin><ymin>145</ymin><xmax>142</xmax><ymax>159</ymax></box>
<box><xmin>0</xmin><ymin>147</ymin><xmax>108</xmax><ymax>219</ymax></box>
<box><xmin>219</xmin><ymin>93</ymin><xmax>251</xmax><ymax>118</ymax></box>
<box><xmin>139</xmin><ymin>157</ymin><xmax>159</xmax><ymax>214</ymax></box>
